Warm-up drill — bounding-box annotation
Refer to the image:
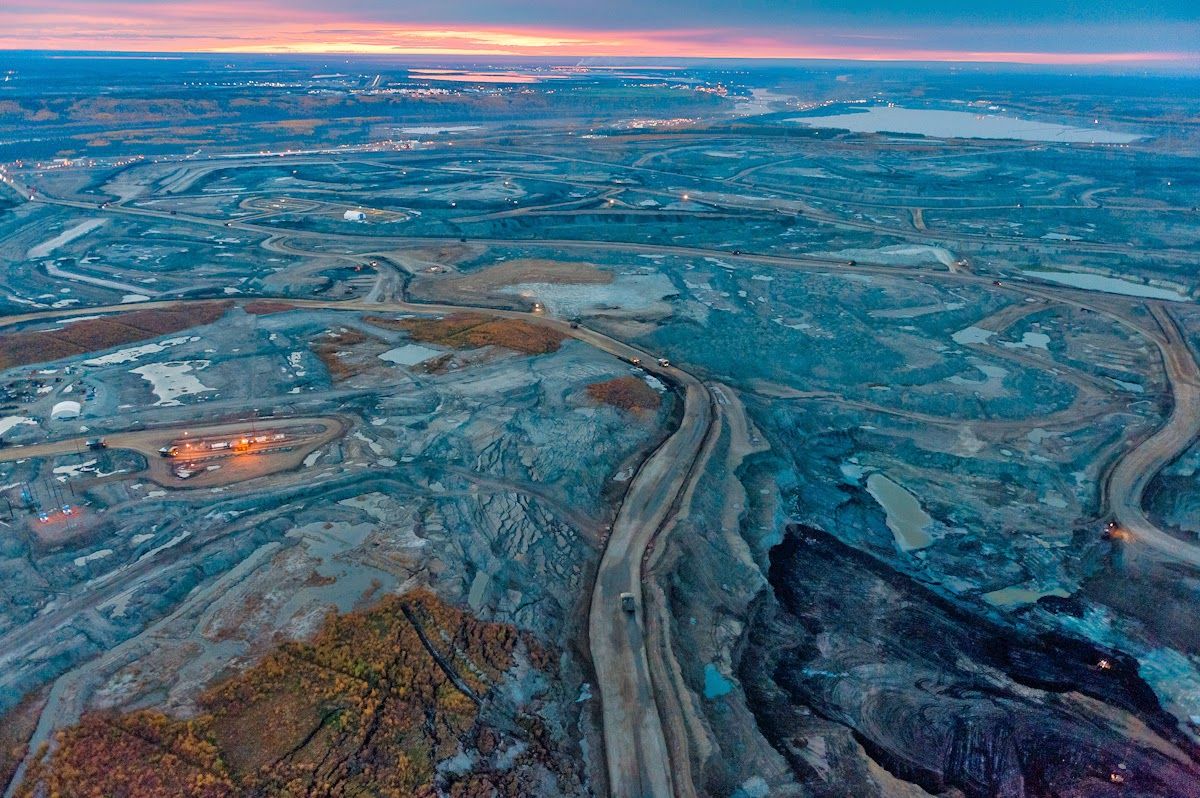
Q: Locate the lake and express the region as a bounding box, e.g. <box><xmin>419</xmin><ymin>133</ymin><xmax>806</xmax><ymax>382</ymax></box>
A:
<box><xmin>790</xmin><ymin>106</ymin><xmax>1141</xmax><ymax>143</ymax></box>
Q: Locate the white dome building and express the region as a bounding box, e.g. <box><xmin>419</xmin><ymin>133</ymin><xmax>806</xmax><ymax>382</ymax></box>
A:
<box><xmin>50</xmin><ymin>400</ymin><xmax>81</xmax><ymax>421</ymax></box>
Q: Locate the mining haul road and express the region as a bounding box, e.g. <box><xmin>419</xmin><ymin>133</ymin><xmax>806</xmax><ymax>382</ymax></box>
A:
<box><xmin>0</xmin><ymin>293</ymin><xmax>707</xmax><ymax>798</ymax></box>
<box><xmin>587</xmin><ymin>370</ymin><xmax>713</xmax><ymax>798</ymax></box>
<box><xmin>1105</xmin><ymin>302</ymin><xmax>1200</xmax><ymax>569</ymax></box>
<box><xmin>13</xmin><ymin>171</ymin><xmax>1200</xmax><ymax>796</ymax></box>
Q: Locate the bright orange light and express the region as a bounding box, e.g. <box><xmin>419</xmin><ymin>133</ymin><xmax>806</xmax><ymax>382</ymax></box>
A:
<box><xmin>1107</xmin><ymin>526</ymin><xmax>1133</xmax><ymax>542</ymax></box>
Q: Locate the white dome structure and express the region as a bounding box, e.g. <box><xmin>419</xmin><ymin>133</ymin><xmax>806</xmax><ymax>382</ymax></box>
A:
<box><xmin>50</xmin><ymin>400</ymin><xmax>81</xmax><ymax>420</ymax></box>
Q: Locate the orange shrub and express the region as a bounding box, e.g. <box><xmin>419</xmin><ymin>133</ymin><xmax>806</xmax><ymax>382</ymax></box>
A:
<box><xmin>586</xmin><ymin>376</ymin><xmax>662</xmax><ymax>414</ymax></box>
<box><xmin>0</xmin><ymin>302</ymin><xmax>231</xmax><ymax>370</ymax></box>
<box><xmin>365</xmin><ymin>313</ymin><xmax>564</xmax><ymax>355</ymax></box>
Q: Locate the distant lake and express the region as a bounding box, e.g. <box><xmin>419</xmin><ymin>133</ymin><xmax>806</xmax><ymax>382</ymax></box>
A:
<box><xmin>408</xmin><ymin>69</ymin><xmax>568</xmax><ymax>84</ymax></box>
<box><xmin>789</xmin><ymin>106</ymin><xmax>1141</xmax><ymax>143</ymax></box>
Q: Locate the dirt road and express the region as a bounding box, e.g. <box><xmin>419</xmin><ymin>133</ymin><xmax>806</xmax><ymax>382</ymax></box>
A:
<box><xmin>1104</xmin><ymin>302</ymin><xmax>1200</xmax><ymax>569</ymax></box>
<box><xmin>1</xmin><ymin>291</ymin><xmax>704</xmax><ymax>798</ymax></box>
<box><xmin>0</xmin><ymin>416</ymin><xmax>346</xmax><ymax>490</ymax></box>
<box><xmin>588</xmin><ymin>371</ymin><xmax>713</xmax><ymax>798</ymax></box>
<box><xmin>9</xmin><ymin>163</ymin><xmax>1200</xmax><ymax>797</ymax></box>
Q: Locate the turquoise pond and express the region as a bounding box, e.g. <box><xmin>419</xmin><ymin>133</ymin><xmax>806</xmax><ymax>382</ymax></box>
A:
<box><xmin>704</xmin><ymin>663</ymin><xmax>734</xmax><ymax>699</ymax></box>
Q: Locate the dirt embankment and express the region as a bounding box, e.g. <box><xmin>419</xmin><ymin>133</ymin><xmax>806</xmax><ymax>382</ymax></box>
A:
<box><xmin>451</xmin><ymin>258</ymin><xmax>613</xmax><ymax>290</ymax></box>
<box><xmin>241</xmin><ymin>300</ymin><xmax>297</xmax><ymax>316</ymax></box>
<box><xmin>0</xmin><ymin>302</ymin><xmax>232</xmax><ymax>371</ymax></box>
<box><xmin>366</xmin><ymin>313</ymin><xmax>565</xmax><ymax>355</ymax></box>
<box><xmin>412</xmin><ymin>258</ymin><xmax>613</xmax><ymax>306</ymax></box>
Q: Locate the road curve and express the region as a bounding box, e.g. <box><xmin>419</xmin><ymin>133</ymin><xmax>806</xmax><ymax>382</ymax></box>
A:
<box><xmin>1105</xmin><ymin>302</ymin><xmax>1200</xmax><ymax>569</ymax></box>
<box><xmin>0</xmin><ymin>290</ymin><xmax>706</xmax><ymax>797</ymax></box>
<box><xmin>12</xmin><ymin>169</ymin><xmax>1200</xmax><ymax>792</ymax></box>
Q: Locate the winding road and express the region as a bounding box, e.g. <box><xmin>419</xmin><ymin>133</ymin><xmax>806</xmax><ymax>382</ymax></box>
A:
<box><xmin>1104</xmin><ymin>302</ymin><xmax>1200</xmax><ymax>568</ymax></box>
<box><xmin>0</xmin><ymin>289</ymin><xmax>706</xmax><ymax>798</ymax></box>
<box><xmin>5</xmin><ymin>145</ymin><xmax>1200</xmax><ymax>798</ymax></box>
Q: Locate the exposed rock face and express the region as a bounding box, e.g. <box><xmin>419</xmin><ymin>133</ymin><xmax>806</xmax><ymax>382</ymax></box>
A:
<box><xmin>740</xmin><ymin>525</ymin><xmax>1200</xmax><ymax>798</ymax></box>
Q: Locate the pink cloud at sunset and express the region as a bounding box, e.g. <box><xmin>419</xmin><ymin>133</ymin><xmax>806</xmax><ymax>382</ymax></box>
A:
<box><xmin>1</xmin><ymin>0</ymin><xmax>1196</xmax><ymax>65</ymax></box>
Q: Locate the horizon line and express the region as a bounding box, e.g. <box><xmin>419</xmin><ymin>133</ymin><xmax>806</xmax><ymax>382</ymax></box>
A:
<box><xmin>3</xmin><ymin>46</ymin><xmax>1198</xmax><ymax>69</ymax></box>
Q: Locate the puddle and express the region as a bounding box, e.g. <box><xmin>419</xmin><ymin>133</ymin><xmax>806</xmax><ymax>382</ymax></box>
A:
<box><xmin>130</xmin><ymin>360</ymin><xmax>213</xmax><ymax>405</ymax></box>
<box><xmin>380</xmin><ymin>344</ymin><xmax>442</xmax><ymax>366</ymax></box>
<box><xmin>817</xmin><ymin>244</ymin><xmax>955</xmax><ymax>269</ymax></box>
<box><xmin>952</xmin><ymin>326</ymin><xmax>995</xmax><ymax>345</ymax></box>
<box><xmin>1023</xmin><ymin>270</ymin><xmax>1188</xmax><ymax>301</ymax></box>
<box><xmin>947</xmin><ymin>361</ymin><xmax>1008</xmax><ymax>398</ymax></box>
<box><xmin>85</xmin><ymin>336</ymin><xmax>198</xmax><ymax>366</ymax></box>
<box><xmin>73</xmin><ymin>548</ymin><xmax>114</xmax><ymax>568</ymax></box>
<box><xmin>704</xmin><ymin>663</ymin><xmax>734</xmax><ymax>699</ymax></box>
<box><xmin>500</xmin><ymin>272</ymin><xmax>676</xmax><ymax>317</ymax></box>
<box><xmin>865</xmin><ymin>472</ymin><xmax>934</xmax><ymax>551</ymax></box>
<box><xmin>1001</xmin><ymin>332</ymin><xmax>1051</xmax><ymax>350</ymax></box>
<box><xmin>983</xmin><ymin>585</ymin><xmax>1071</xmax><ymax>606</ymax></box>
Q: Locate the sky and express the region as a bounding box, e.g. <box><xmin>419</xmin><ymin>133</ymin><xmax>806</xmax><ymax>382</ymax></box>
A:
<box><xmin>2</xmin><ymin>0</ymin><xmax>1198</xmax><ymax>66</ymax></box>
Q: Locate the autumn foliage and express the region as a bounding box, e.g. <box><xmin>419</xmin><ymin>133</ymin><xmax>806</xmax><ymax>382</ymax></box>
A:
<box><xmin>18</xmin><ymin>712</ymin><xmax>235</xmax><ymax>798</ymax></box>
<box><xmin>241</xmin><ymin>300</ymin><xmax>297</xmax><ymax>316</ymax></box>
<box><xmin>309</xmin><ymin>327</ymin><xmax>373</xmax><ymax>381</ymax></box>
<box><xmin>587</xmin><ymin>376</ymin><xmax>662</xmax><ymax>414</ymax></box>
<box><xmin>17</xmin><ymin>591</ymin><xmax>577</xmax><ymax>798</ymax></box>
<box><xmin>0</xmin><ymin>691</ymin><xmax>45</xmax><ymax>792</ymax></box>
<box><xmin>365</xmin><ymin>313</ymin><xmax>564</xmax><ymax>355</ymax></box>
<box><xmin>0</xmin><ymin>302</ymin><xmax>232</xmax><ymax>370</ymax></box>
